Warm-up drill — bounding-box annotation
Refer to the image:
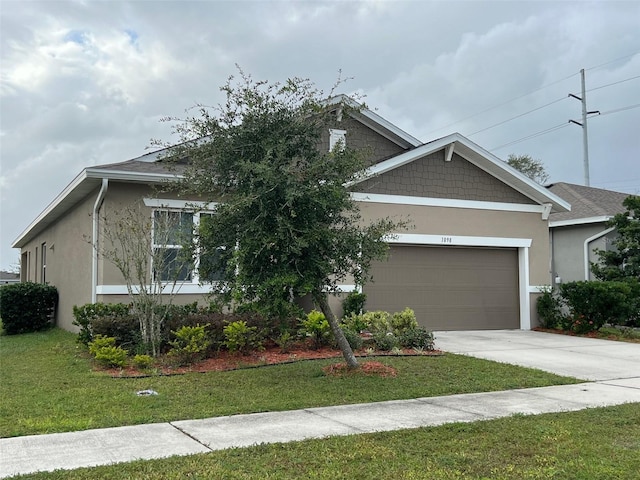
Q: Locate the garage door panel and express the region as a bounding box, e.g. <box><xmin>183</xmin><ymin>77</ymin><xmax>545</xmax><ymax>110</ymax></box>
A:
<box><xmin>365</xmin><ymin>246</ymin><xmax>519</xmax><ymax>330</ymax></box>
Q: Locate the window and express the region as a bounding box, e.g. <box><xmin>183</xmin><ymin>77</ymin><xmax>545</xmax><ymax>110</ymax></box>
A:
<box><xmin>329</xmin><ymin>129</ymin><xmax>346</xmax><ymax>152</ymax></box>
<box><xmin>152</xmin><ymin>210</ymin><xmax>226</xmax><ymax>283</ymax></box>
<box><xmin>41</xmin><ymin>242</ymin><xmax>47</xmax><ymax>283</ymax></box>
<box><xmin>196</xmin><ymin>213</ymin><xmax>227</xmax><ymax>282</ymax></box>
<box><xmin>153</xmin><ymin>211</ymin><xmax>193</xmax><ymax>282</ymax></box>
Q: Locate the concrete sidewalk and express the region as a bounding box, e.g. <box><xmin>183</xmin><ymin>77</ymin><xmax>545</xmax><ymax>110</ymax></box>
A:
<box><xmin>2</xmin><ymin>330</ymin><xmax>640</xmax><ymax>478</ymax></box>
<box><xmin>2</xmin><ymin>378</ymin><xmax>640</xmax><ymax>478</ymax></box>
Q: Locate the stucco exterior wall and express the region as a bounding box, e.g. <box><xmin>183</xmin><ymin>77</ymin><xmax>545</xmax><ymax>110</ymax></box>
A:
<box><xmin>18</xmin><ymin>191</ymin><xmax>96</xmax><ymax>331</ymax></box>
<box><xmin>551</xmin><ymin>223</ymin><xmax>617</xmax><ymax>285</ymax></box>
<box><xmin>358</xmin><ymin>202</ymin><xmax>551</xmax><ymax>286</ymax></box>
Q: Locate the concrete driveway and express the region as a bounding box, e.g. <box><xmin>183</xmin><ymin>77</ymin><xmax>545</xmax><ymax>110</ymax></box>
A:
<box><xmin>434</xmin><ymin>329</ymin><xmax>640</xmax><ymax>382</ymax></box>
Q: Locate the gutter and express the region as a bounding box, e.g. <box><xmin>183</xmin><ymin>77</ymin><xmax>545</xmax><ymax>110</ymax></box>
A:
<box><xmin>583</xmin><ymin>226</ymin><xmax>615</xmax><ymax>280</ymax></box>
<box><xmin>91</xmin><ymin>179</ymin><xmax>109</xmax><ymax>303</ymax></box>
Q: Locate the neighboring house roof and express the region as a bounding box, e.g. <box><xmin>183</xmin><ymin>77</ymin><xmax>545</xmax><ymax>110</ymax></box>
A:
<box><xmin>12</xmin><ymin>100</ymin><xmax>570</xmax><ymax>249</ymax></box>
<box><xmin>547</xmin><ymin>182</ymin><xmax>630</xmax><ymax>227</ymax></box>
<box><xmin>0</xmin><ymin>271</ymin><xmax>20</xmax><ymax>284</ymax></box>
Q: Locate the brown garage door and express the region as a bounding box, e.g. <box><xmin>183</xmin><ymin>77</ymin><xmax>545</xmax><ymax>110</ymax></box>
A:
<box><xmin>364</xmin><ymin>245</ymin><xmax>519</xmax><ymax>330</ymax></box>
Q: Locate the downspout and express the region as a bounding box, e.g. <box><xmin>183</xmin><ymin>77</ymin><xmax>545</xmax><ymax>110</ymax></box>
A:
<box><xmin>583</xmin><ymin>226</ymin><xmax>615</xmax><ymax>280</ymax></box>
<box><xmin>92</xmin><ymin>179</ymin><xmax>109</xmax><ymax>303</ymax></box>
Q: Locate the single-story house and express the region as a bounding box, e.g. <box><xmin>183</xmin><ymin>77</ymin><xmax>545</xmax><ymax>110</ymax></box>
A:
<box><xmin>0</xmin><ymin>271</ymin><xmax>20</xmax><ymax>285</ymax></box>
<box><xmin>547</xmin><ymin>182</ymin><xmax>630</xmax><ymax>286</ymax></box>
<box><xmin>13</xmin><ymin>96</ymin><xmax>570</xmax><ymax>332</ymax></box>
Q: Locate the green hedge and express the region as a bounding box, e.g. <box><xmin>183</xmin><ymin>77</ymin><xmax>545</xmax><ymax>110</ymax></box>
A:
<box><xmin>0</xmin><ymin>282</ymin><xmax>58</xmax><ymax>335</ymax></box>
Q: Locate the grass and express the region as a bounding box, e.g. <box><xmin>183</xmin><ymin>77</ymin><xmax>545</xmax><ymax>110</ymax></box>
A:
<box><xmin>10</xmin><ymin>403</ymin><xmax>640</xmax><ymax>479</ymax></box>
<box><xmin>0</xmin><ymin>328</ymin><xmax>582</xmax><ymax>438</ymax></box>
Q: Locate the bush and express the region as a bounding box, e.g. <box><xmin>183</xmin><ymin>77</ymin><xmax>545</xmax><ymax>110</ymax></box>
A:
<box><xmin>342</xmin><ymin>291</ymin><xmax>366</xmax><ymax>317</ymax></box>
<box><xmin>132</xmin><ymin>354</ymin><xmax>153</xmax><ymax>370</ymax></box>
<box><xmin>223</xmin><ymin>320</ymin><xmax>264</xmax><ymax>354</ymax></box>
<box><xmin>88</xmin><ymin>335</ymin><xmax>128</xmax><ymax>368</ymax></box>
<box><xmin>341</xmin><ymin>312</ymin><xmax>368</xmax><ymax>334</ymax></box>
<box><xmin>536</xmin><ymin>287</ymin><xmax>565</xmax><ymax>329</ymax></box>
<box><xmin>168</xmin><ymin>324</ymin><xmax>211</xmax><ymax>365</ymax></box>
<box><xmin>391</xmin><ymin>307</ymin><xmax>418</xmax><ymax>334</ymax></box>
<box><xmin>0</xmin><ymin>282</ymin><xmax>58</xmax><ymax>335</ymax></box>
<box><xmin>339</xmin><ymin>327</ymin><xmax>364</xmax><ymax>351</ymax></box>
<box><xmin>300</xmin><ymin>310</ymin><xmax>331</xmax><ymax>349</ymax></box>
<box><xmin>362</xmin><ymin>311</ymin><xmax>392</xmax><ymax>334</ymax></box>
<box><xmin>92</xmin><ymin>313</ymin><xmax>141</xmax><ymax>351</ymax></box>
<box><xmin>399</xmin><ymin>327</ymin><xmax>435</xmax><ymax>350</ymax></box>
<box><xmin>72</xmin><ymin>303</ymin><xmax>130</xmax><ymax>344</ymax></box>
<box><xmin>559</xmin><ymin>281</ymin><xmax>635</xmax><ymax>332</ymax></box>
<box><xmin>373</xmin><ymin>331</ymin><xmax>400</xmax><ymax>351</ymax></box>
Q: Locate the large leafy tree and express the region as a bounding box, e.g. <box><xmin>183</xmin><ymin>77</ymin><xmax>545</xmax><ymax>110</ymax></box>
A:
<box><xmin>506</xmin><ymin>154</ymin><xmax>549</xmax><ymax>185</ymax></box>
<box><xmin>592</xmin><ymin>195</ymin><xmax>640</xmax><ymax>281</ymax></box>
<box><xmin>163</xmin><ymin>72</ymin><xmax>406</xmax><ymax>369</ymax></box>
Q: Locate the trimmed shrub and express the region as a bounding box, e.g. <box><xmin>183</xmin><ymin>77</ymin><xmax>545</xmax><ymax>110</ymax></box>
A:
<box><xmin>339</xmin><ymin>327</ymin><xmax>364</xmax><ymax>351</ymax></box>
<box><xmin>132</xmin><ymin>354</ymin><xmax>153</xmax><ymax>370</ymax></box>
<box><xmin>88</xmin><ymin>335</ymin><xmax>128</xmax><ymax>368</ymax></box>
<box><xmin>559</xmin><ymin>281</ymin><xmax>635</xmax><ymax>332</ymax></box>
<box><xmin>168</xmin><ymin>324</ymin><xmax>211</xmax><ymax>365</ymax></box>
<box><xmin>341</xmin><ymin>312</ymin><xmax>368</xmax><ymax>334</ymax></box>
<box><xmin>399</xmin><ymin>327</ymin><xmax>435</xmax><ymax>350</ymax></box>
<box><xmin>0</xmin><ymin>282</ymin><xmax>58</xmax><ymax>335</ymax></box>
<box><xmin>391</xmin><ymin>307</ymin><xmax>418</xmax><ymax>334</ymax></box>
<box><xmin>72</xmin><ymin>303</ymin><xmax>130</xmax><ymax>344</ymax></box>
<box><xmin>536</xmin><ymin>287</ymin><xmax>565</xmax><ymax>329</ymax></box>
<box><xmin>342</xmin><ymin>291</ymin><xmax>366</xmax><ymax>317</ymax></box>
<box><xmin>223</xmin><ymin>320</ymin><xmax>264</xmax><ymax>354</ymax></box>
<box><xmin>373</xmin><ymin>331</ymin><xmax>400</xmax><ymax>351</ymax></box>
<box><xmin>91</xmin><ymin>313</ymin><xmax>141</xmax><ymax>351</ymax></box>
<box><xmin>300</xmin><ymin>310</ymin><xmax>331</xmax><ymax>349</ymax></box>
<box><xmin>362</xmin><ymin>311</ymin><xmax>392</xmax><ymax>334</ymax></box>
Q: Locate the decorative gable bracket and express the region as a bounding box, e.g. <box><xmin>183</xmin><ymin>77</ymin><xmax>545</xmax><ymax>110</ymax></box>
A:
<box><xmin>542</xmin><ymin>203</ymin><xmax>552</xmax><ymax>221</ymax></box>
<box><xmin>444</xmin><ymin>142</ymin><xmax>456</xmax><ymax>162</ymax></box>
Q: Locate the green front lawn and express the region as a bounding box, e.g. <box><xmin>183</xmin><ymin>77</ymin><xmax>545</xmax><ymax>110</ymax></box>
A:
<box><xmin>11</xmin><ymin>403</ymin><xmax>640</xmax><ymax>479</ymax></box>
<box><xmin>0</xmin><ymin>328</ymin><xmax>581</xmax><ymax>438</ymax></box>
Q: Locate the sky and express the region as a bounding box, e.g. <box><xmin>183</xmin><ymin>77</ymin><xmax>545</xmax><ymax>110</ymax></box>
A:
<box><xmin>1</xmin><ymin>0</ymin><xmax>639</xmax><ymax>271</ymax></box>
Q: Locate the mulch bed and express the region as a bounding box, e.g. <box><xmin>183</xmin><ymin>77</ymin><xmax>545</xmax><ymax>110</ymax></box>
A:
<box><xmin>100</xmin><ymin>346</ymin><xmax>444</xmax><ymax>378</ymax></box>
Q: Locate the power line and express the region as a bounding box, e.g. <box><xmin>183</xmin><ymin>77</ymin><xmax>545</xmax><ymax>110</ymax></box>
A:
<box><xmin>421</xmin><ymin>72</ymin><xmax>578</xmax><ymax>136</ymax></box>
<box><xmin>586</xmin><ymin>75</ymin><xmax>640</xmax><ymax>93</ymax></box>
<box><xmin>585</xmin><ymin>52</ymin><xmax>640</xmax><ymax>72</ymax></box>
<box><xmin>467</xmin><ymin>97</ymin><xmax>566</xmax><ymax>136</ymax></box>
<box><xmin>490</xmin><ymin>123</ymin><xmax>570</xmax><ymax>151</ymax></box>
<box><xmin>489</xmin><ymin>102</ymin><xmax>640</xmax><ymax>152</ymax></box>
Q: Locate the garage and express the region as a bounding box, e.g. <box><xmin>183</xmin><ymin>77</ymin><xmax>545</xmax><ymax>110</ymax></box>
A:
<box><xmin>364</xmin><ymin>245</ymin><xmax>520</xmax><ymax>330</ymax></box>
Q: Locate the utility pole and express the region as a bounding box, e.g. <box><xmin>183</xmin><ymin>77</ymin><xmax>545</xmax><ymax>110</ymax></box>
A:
<box><xmin>569</xmin><ymin>69</ymin><xmax>600</xmax><ymax>186</ymax></box>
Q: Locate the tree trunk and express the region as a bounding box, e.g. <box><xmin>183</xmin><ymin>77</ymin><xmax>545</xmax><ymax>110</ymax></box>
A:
<box><xmin>314</xmin><ymin>291</ymin><xmax>359</xmax><ymax>370</ymax></box>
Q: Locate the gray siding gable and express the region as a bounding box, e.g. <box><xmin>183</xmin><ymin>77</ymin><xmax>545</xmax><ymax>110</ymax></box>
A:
<box><xmin>354</xmin><ymin>150</ymin><xmax>535</xmax><ymax>204</ymax></box>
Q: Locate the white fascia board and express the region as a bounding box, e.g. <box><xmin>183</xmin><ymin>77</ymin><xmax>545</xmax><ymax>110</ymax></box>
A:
<box><xmin>325</xmin><ymin>95</ymin><xmax>422</xmax><ymax>148</ymax></box>
<box><xmin>351</xmin><ymin>192</ymin><xmax>545</xmax><ymax>214</ymax></box>
<box><xmin>143</xmin><ymin>198</ymin><xmax>217</xmax><ymax>210</ymax></box>
<box><xmin>12</xmin><ymin>170</ymin><xmax>89</xmax><ymax>247</ymax></box>
<box><xmin>86</xmin><ymin>168</ymin><xmax>182</xmax><ymax>183</ymax></box>
<box><xmin>549</xmin><ymin>216</ymin><xmax>611</xmax><ymax>228</ymax></box>
<box><xmin>386</xmin><ymin>233</ymin><xmax>532</xmax><ymax>248</ymax></box>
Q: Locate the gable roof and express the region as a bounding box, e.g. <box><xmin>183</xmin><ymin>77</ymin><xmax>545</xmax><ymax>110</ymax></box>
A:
<box><xmin>350</xmin><ymin>133</ymin><xmax>571</xmax><ymax>213</ymax></box>
<box><xmin>547</xmin><ymin>182</ymin><xmax>629</xmax><ymax>227</ymax></box>
<box><xmin>13</xmin><ymin>100</ymin><xmax>570</xmax><ymax>249</ymax></box>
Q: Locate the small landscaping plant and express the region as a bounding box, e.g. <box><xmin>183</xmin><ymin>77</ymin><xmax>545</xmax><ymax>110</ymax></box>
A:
<box><xmin>390</xmin><ymin>307</ymin><xmax>418</xmax><ymax>334</ymax></box>
<box><xmin>168</xmin><ymin>324</ymin><xmax>212</xmax><ymax>365</ymax></box>
<box><xmin>132</xmin><ymin>354</ymin><xmax>154</xmax><ymax>370</ymax></box>
<box><xmin>88</xmin><ymin>335</ymin><xmax>128</xmax><ymax>368</ymax></box>
<box><xmin>300</xmin><ymin>310</ymin><xmax>331</xmax><ymax>349</ymax></box>
<box><xmin>223</xmin><ymin>320</ymin><xmax>263</xmax><ymax>354</ymax></box>
<box><xmin>399</xmin><ymin>326</ymin><xmax>435</xmax><ymax>350</ymax></box>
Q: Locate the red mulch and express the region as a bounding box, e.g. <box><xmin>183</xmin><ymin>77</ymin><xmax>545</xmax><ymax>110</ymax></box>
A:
<box><xmin>99</xmin><ymin>346</ymin><xmax>444</xmax><ymax>378</ymax></box>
